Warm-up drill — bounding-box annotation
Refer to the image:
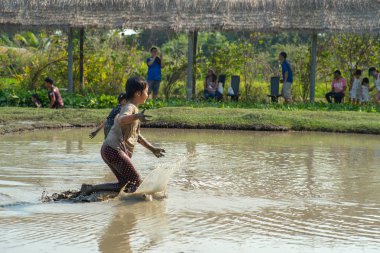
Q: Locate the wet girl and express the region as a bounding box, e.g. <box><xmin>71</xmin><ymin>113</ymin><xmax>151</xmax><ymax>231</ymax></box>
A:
<box><xmin>81</xmin><ymin>77</ymin><xmax>165</xmax><ymax>195</ymax></box>
<box><xmin>89</xmin><ymin>93</ymin><xmax>127</xmax><ymax>139</ymax></box>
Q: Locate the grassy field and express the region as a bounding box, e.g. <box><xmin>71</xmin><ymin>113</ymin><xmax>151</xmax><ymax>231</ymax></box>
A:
<box><xmin>1</xmin><ymin>106</ymin><xmax>380</xmax><ymax>135</ymax></box>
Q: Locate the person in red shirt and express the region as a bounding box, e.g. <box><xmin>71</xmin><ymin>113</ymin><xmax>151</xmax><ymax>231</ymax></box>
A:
<box><xmin>45</xmin><ymin>77</ymin><xmax>64</xmax><ymax>109</ymax></box>
<box><xmin>325</xmin><ymin>70</ymin><xmax>346</xmax><ymax>103</ymax></box>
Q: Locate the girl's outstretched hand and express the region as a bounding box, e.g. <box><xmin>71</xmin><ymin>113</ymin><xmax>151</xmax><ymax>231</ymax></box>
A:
<box><xmin>152</xmin><ymin>147</ymin><xmax>165</xmax><ymax>158</ymax></box>
<box><xmin>89</xmin><ymin>130</ymin><xmax>98</xmax><ymax>139</ymax></box>
<box><xmin>136</xmin><ymin>109</ymin><xmax>152</xmax><ymax>122</ymax></box>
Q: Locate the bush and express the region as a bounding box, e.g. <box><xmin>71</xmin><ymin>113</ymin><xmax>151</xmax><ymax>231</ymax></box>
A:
<box><xmin>0</xmin><ymin>88</ymin><xmax>119</xmax><ymax>108</ymax></box>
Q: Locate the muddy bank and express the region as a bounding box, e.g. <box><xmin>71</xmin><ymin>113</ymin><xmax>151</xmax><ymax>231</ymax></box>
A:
<box><xmin>1</xmin><ymin>121</ymin><xmax>289</xmax><ymax>136</ymax></box>
<box><xmin>2</xmin><ymin>121</ymin><xmax>380</xmax><ymax>135</ymax></box>
<box><xmin>1</xmin><ymin>107</ymin><xmax>380</xmax><ymax>135</ymax></box>
<box><xmin>142</xmin><ymin>121</ymin><xmax>289</xmax><ymax>131</ymax></box>
<box><xmin>0</xmin><ymin>122</ymin><xmax>96</xmax><ymax>135</ymax></box>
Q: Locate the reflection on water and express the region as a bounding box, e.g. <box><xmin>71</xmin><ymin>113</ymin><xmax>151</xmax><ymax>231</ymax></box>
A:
<box><xmin>1</xmin><ymin>129</ymin><xmax>380</xmax><ymax>253</ymax></box>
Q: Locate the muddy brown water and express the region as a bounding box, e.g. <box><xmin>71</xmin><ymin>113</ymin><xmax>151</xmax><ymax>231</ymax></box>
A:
<box><xmin>0</xmin><ymin>128</ymin><xmax>379</xmax><ymax>253</ymax></box>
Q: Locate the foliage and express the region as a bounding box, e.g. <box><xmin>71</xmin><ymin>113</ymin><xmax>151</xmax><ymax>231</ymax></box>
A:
<box><xmin>0</xmin><ymin>87</ymin><xmax>118</xmax><ymax>108</ymax></box>
<box><xmin>1</xmin><ymin>30</ymin><xmax>380</xmax><ymax>102</ymax></box>
<box><xmin>317</xmin><ymin>34</ymin><xmax>380</xmax><ymax>89</ymax></box>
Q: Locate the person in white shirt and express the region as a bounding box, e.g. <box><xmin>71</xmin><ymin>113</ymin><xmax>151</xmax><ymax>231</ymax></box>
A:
<box><xmin>359</xmin><ymin>77</ymin><xmax>370</xmax><ymax>104</ymax></box>
<box><xmin>350</xmin><ymin>69</ymin><xmax>362</xmax><ymax>104</ymax></box>
<box><xmin>368</xmin><ymin>67</ymin><xmax>380</xmax><ymax>104</ymax></box>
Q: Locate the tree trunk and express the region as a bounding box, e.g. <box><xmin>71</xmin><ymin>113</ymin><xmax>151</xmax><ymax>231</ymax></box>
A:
<box><xmin>310</xmin><ymin>33</ymin><xmax>317</xmax><ymax>103</ymax></box>
<box><xmin>192</xmin><ymin>31</ymin><xmax>198</xmax><ymax>99</ymax></box>
<box><xmin>67</xmin><ymin>27</ymin><xmax>74</xmax><ymax>94</ymax></box>
<box><xmin>79</xmin><ymin>28</ymin><xmax>85</xmax><ymax>92</ymax></box>
<box><xmin>186</xmin><ymin>31</ymin><xmax>195</xmax><ymax>101</ymax></box>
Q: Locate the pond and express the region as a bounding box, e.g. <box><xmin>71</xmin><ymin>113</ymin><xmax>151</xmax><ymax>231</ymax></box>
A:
<box><xmin>0</xmin><ymin>128</ymin><xmax>379</xmax><ymax>253</ymax></box>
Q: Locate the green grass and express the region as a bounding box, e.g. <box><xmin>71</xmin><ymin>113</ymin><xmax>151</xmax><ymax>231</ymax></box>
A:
<box><xmin>1</xmin><ymin>106</ymin><xmax>380</xmax><ymax>135</ymax></box>
<box><xmin>142</xmin><ymin>99</ymin><xmax>380</xmax><ymax>113</ymax></box>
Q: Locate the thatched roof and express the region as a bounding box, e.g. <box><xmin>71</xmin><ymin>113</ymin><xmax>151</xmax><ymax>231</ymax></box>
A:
<box><xmin>1</xmin><ymin>0</ymin><xmax>379</xmax><ymax>33</ymax></box>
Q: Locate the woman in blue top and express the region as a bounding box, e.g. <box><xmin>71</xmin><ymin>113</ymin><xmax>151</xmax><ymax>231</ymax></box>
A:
<box><xmin>146</xmin><ymin>47</ymin><xmax>165</xmax><ymax>100</ymax></box>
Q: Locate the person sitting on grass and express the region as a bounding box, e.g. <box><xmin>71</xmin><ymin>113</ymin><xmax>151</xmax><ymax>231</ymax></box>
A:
<box><xmin>368</xmin><ymin>67</ymin><xmax>380</xmax><ymax>104</ymax></box>
<box><xmin>325</xmin><ymin>70</ymin><xmax>346</xmax><ymax>104</ymax></box>
<box><xmin>204</xmin><ymin>69</ymin><xmax>218</xmax><ymax>99</ymax></box>
<box><xmin>89</xmin><ymin>93</ymin><xmax>128</xmax><ymax>139</ymax></box>
<box><xmin>359</xmin><ymin>77</ymin><xmax>370</xmax><ymax>104</ymax></box>
<box><xmin>45</xmin><ymin>77</ymin><xmax>64</xmax><ymax>109</ymax></box>
<box><xmin>81</xmin><ymin>77</ymin><xmax>165</xmax><ymax>195</ymax></box>
<box><xmin>349</xmin><ymin>69</ymin><xmax>362</xmax><ymax>104</ymax></box>
<box><xmin>31</xmin><ymin>94</ymin><xmax>42</xmax><ymax>108</ymax></box>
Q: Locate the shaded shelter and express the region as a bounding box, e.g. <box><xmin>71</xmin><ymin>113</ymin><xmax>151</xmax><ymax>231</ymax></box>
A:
<box><xmin>1</xmin><ymin>0</ymin><xmax>380</xmax><ymax>100</ymax></box>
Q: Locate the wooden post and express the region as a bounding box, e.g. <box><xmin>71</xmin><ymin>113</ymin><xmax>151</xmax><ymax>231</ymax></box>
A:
<box><xmin>310</xmin><ymin>33</ymin><xmax>317</xmax><ymax>103</ymax></box>
<box><xmin>79</xmin><ymin>28</ymin><xmax>85</xmax><ymax>91</ymax></box>
<box><xmin>192</xmin><ymin>31</ymin><xmax>198</xmax><ymax>99</ymax></box>
<box><xmin>67</xmin><ymin>27</ymin><xmax>74</xmax><ymax>94</ymax></box>
<box><xmin>186</xmin><ymin>31</ymin><xmax>195</xmax><ymax>101</ymax></box>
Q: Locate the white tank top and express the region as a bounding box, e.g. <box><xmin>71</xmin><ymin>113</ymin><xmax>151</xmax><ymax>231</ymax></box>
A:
<box><xmin>376</xmin><ymin>73</ymin><xmax>380</xmax><ymax>92</ymax></box>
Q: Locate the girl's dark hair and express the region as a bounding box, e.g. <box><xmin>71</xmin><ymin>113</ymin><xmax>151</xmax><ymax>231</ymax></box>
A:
<box><xmin>207</xmin><ymin>69</ymin><xmax>217</xmax><ymax>82</ymax></box>
<box><xmin>354</xmin><ymin>69</ymin><xmax>362</xmax><ymax>76</ymax></box>
<box><xmin>150</xmin><ymin>46</ymin><xmax>158</xmax><ymax>52</ymax></box>
<box><xmin>125</xmin><ymin>77</ymin><xmax>148</xmax><ymax>99</ymax></box>
<box><xmin>44</xmin><ymin>77</ymin><xmax>54</xmax><ymax>84</ymax></box>
<box><xmin>362</xmin><ymin>77</ymin><xmax>369</xmax><ymax>84</ymax></box>
<box><xmin>32</xmin><ymin>93</ymin><xmax>42</xmax><ymax>103</ymax></box>
<box><xmin>280</xmin><ymin>52</ymin><xmax>287</xmax><ymax>59</ymax></box>
<box><xmin>368</xmin><ymin>67</ymin><xmax>377</xmax><ymax>76</ymax></box>
<box><xmin>117</xmin><ymin>93</ymin><xmax>126</xmax><ymax>103</ymax></box>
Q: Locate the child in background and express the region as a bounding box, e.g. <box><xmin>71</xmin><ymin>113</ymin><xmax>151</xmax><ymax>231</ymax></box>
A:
<box><xmin>31</xmin><ymin>94</ymin><xmax>42</xmax><ymax>108</ymax></box>
<box><xmin>359</xmin><ymin>78</ymin><xmax>370</xmax><ymax>104</ymax></box>
<box><xmin>350</xmin><ymin>69</ymin><xmax>362</xmax><ymax>104</ymax></box>
<box><xmin>368</xmin><ymin>67</ymin><xmax>380</xmax><ymax>104</ymax></box>
<box><xmin>89</xmin><ymin>93</ymin><xmax>127</xmax><ymax>139</ymax></box>
<box><xmin>81</xmin><ymin>77</ymin><xmax>165</xmax><ymax>195</ymax></box>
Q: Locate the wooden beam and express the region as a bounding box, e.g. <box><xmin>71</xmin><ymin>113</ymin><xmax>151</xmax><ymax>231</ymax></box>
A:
<box><xmin>310</xmin><ymin>33</ymin><xmax>317</xmax><ymax>103</ymax></box>
<box><xmin>79</xmin><ymin>28</ymin><xmax>84</xmax><ymax>91</ymax></box>
<box><xmin>67</xmin><ymin>27</ymin><xmax>74</xmax><ymax>94</ymax></box>
<box><xmin>186</xmin><ymin>31</ymin><xmax>195</xmax><ymax>101</ymax></box>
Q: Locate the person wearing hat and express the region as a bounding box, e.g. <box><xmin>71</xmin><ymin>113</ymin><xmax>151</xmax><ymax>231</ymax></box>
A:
<box><xmin>368</xmin><ymin>67</ymin><xmax>380</xmax><ymax>104</ymax></box>
<box><xmin>89</xmin><ymin>93</ymin><xmax>128</xmax><ymax>139</ymax></box>
<box><xmin>45</xmin><ymin>77</ymin><xmax>64</xmax><ymax>108</ymax></box>
<box><xmin>325</xmin><ymin>70</ymin><xmax>346</xmax><ymax>103</ymax></box>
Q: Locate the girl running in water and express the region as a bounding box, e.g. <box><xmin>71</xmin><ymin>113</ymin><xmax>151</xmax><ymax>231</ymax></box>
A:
<box><xmin>81</xmin><ymin>77</ymin><xmax>165</xmax><ymax>195</ymax></box>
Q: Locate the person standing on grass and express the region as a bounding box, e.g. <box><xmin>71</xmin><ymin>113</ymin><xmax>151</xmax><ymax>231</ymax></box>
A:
<box><xmin>81</xmin><ymin>77</ymin><xmax>165</xmax><ymax>195</ymax></box>
<box><xmin>146</xmin><ymin>47</ymin><xmax>164</xmax><ymax>100</ymax></box>
<box><xmin>359</xmin><ymin>77</ymin><xmax>370</xmax><ymax>104</ymax></box>
<box><xmin>350</xmin><ymin>69</ymin><xmax>362</xmax><ymax>104</ymax></box>
<box><xmin>325</xmin><ymin>70</ymin><xmax>346</xmax><ymax>104</ymax></box>
<box><xmin>45</xmin><ymin>77</ymin><xmax>64</xmax><ymax>109</ymax></box>
<box><xmin>368</xmin><ymin>67</ymin><xmax>380</xmax><ymax>104</ymax></box>
<box><xmin>279</xmin><ymin>52</ymin><xmax>293</xmax><ymax>103</ymax></box>
<box><xmin>89</xmin><ymin>93</ymin><xmax>128</xmax><ymax>140</ymax></box>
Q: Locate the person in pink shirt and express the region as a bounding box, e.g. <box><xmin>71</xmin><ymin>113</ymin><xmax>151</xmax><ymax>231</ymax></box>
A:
<box><xmin>325</xmin><ymin>70</ymin><xmax>346</xmax><ymax>103</ymax></box>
